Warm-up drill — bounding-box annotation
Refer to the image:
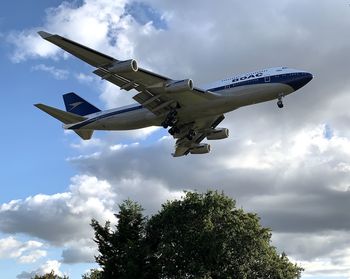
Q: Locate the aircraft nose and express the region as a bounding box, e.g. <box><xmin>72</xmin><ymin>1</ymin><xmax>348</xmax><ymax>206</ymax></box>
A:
<box><xmin>288</xmin><ymin>72</ymin><xmax>313</xmax><ymax>91</ymax></box>
<box><xmin>304</xmin><ymin>72</ymin><xmax>313</xmax><ymax>84</ymax></box>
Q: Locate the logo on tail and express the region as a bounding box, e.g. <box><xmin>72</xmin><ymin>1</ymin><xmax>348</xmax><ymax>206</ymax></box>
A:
<box><xmin>68</xmin><ymin>101</ymin><xmax>84</xmax><ymax>112</ymax></box>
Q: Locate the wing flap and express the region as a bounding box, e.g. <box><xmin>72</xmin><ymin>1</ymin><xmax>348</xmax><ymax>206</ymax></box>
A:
<box><xmin>133</xmin><ymin>91</ymin><xmax>176</xmax><ymax>115</ymax></box>
<box><xmin>93</xmin><ymin>68</ymin><xmax>138</xmax><ymax>90</ymax></box>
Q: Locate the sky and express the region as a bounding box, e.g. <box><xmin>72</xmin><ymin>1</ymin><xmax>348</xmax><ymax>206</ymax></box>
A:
<box><xmin>1</xmin><ymin>0</ymin><xmax>350</xmax><ymax>278</ymax></box>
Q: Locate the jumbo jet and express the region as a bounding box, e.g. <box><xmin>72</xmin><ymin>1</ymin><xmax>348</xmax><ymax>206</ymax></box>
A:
<box><xmin>35</xmin><ymin>31</ymin><xmax>313</xmax><ymax>157</ymax></box>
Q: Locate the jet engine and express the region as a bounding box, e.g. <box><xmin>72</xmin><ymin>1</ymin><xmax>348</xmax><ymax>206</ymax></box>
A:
<box><xmin>190</xmin><ymin>143</ymin><xmax>211</xmax><ymax>154</ymax></box>
<box><xmin>206</xmin><ymin>128</ymin><xmax>229</xmax><ymax>140</ymax></box>
<box><xmin>108</xmin><ymin>59</ymin><xmax>138</xmax><ymax>73</ymax></box>
<box><xmin>165</xmin><ymin>79</ymin><xmax>193</xmax><ymax>93</ymax></box>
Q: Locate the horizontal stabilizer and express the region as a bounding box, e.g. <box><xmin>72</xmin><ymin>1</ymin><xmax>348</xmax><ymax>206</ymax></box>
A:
<box><xmin>34</xmin><ymin>104</ymin><xmax>86</xmax><ymax>124</ymax></box>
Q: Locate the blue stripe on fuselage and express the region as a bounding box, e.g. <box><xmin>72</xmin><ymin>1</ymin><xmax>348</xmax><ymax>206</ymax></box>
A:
<box><xmin>69</xmin><ymin>105</ymin><xmax>143</xmax><ymax>129</ymax></box>
<box><xmin>208</xmin><ymin>72</ymin><xmax>311</xmax><ymax>93</ymax></box>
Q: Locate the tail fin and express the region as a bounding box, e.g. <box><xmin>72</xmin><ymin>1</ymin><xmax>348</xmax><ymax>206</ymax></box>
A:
<box><xmin>63</xmin><ymin>92</ymin><xmax>100</xmax><ymax>116</ymax></box>
<box><xmin>34</xmin><ymin>103</ymin><xmax>94</xmax><ymax>140</ymax></box>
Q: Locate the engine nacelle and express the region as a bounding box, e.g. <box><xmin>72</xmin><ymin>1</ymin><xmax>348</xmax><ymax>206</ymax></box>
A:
<box><xmin>108</xmin><ymin>59</ymin><xmax>138</xmax><ymax>73</ymax></box>
<box><xmin>206</xmin><ymin>128</ymin><xmax>229</xmax><ymax>140</ymax></box>
<box><xmin>190</xmin><ymin>143</ymin><xmax>211</xmax><ymax>154</ymax></box>
<box><xmin>165</xmin><ymin>79</ymin><xmax>193</xmax><ymax>93</ymax></box>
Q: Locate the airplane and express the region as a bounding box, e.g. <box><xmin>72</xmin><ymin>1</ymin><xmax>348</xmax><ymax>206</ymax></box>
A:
<box><xmin>35</xmin><ymin>31</ymin><xmax>313</xmax><ymax>157</ymax></box>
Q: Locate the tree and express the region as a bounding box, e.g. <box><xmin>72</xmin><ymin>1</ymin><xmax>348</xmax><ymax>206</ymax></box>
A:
<box><xmin>81</xmin><ymin>269</ymin><xmax>102</xmax><ymax>279</ymax></box>
<box><xmin>92</xmin><ymin>191</ymin><xmax>303</xmax><ymax>279</ymax></box>
<box><xmin>31</xmin><ymin>271</ymin><xmax>69</xmax><ymax>279</ymax></box>
<box><xmin>91</xmin><ymin>199</ymin><xmax>147</xmax><ymax>279</ymax></box>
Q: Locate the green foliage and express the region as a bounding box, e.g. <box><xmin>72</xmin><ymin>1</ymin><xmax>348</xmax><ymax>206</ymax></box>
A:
<box><xmin>92</xmin><ymin>191</ymin><xmax>303</xmax><ymax>279</ymax></box>
<box><xmin>81</xmin><ymin>269</ymin><xmax>102</xmax><ymax>279</ymax></box>
<box><xmin>91</xmin><ymin>199</ymin><xmax>147</xmax><ymax>279</ymax></box>
<box><xmin>146</xmin><ymin>191</ymin><xmax>302</xmax><ymax>279</ymax></box>
<box><xmin>31</xmin><ymin>270</ymin><xmax>69</xmax><ymax>279</ymax></box>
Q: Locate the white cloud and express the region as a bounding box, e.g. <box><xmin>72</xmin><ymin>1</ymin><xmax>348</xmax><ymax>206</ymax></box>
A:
<box><xmin>75</xmin><ymin>72</ymin><xmax>96</xmax><ymax>84</ymax></box>
<box><xmin>0</xmin><ymin>236</ymin><xmax>46</xmax><ymax>263</ymax></box>
<box><xmin>0</xmin><ymin>175</ymin><xmax>116</xmax><ymax>245</ymax></box>
<box><xmin>17</xmin><ymin>260</ymin><xmax>63</xmax><ymax>279</ymax></box>
<box><xmin>110</xmin><ymin>142</ymin><xmax>138</xmax><ymax>151</ymax></box>
<box><xmin>61</xmin><ymin>238</ymin><xmax>96</xmax><ymax>264</ymax></box>
<box><xmin>66</xmin><ymin>152</ymin><xmax>101</xmax><ymax>162</ymax></box>
<box><xmin>7</xmin><ymin>0</ymin><xmax>130</xmax><ymax>63</ymax></box>
<box><xmin>31</xmin><ymin>64</ymin><xmax>69</xmax><ymax>80</ymax></box>
<box><xmin>19</xmin><ymin>250</ymin><xmax>47</xmax><ymax>264</ymax></box>
<box><xmin>7</xmin><ymin>30</ymin><xmax>59</xmax><ymax>63</ymax></box>
<box><xmin>222</xmin><ymin>124</ymin><xmax>350</xmax><ymax>172</ymax></box>
<box><xmin>70</xmin><ymin>138</ymin><xmax>103</xmax><ymax>149</ymax></box>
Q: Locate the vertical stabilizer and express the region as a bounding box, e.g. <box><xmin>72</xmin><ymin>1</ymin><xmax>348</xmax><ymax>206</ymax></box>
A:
<box><xmin>63</xmin><ymin>92</ymin><xmax>101</xmax><ymax>116</ymax></box>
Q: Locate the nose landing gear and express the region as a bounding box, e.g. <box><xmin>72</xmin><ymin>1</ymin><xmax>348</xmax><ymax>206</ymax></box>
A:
<box><xmin>277</xmin><ymin>94</ymin><xmax>284</xmax><ymax>108</ymax></box>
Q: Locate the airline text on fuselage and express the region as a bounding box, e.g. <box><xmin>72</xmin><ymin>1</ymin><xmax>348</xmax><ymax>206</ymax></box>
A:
<box><xmin>232</xmin><ymin>72</ymin><xmax>263</xmax><ymax>83</ymax></box>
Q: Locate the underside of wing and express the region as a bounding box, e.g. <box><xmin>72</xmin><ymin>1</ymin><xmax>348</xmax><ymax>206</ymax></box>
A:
<box><xmin>93</xmin><ymin>63</ymin><xmax>219</xmax><ymax>116</ymax></box>
<box><xmin>38</xmin><ymin>31</ymin><xmax>220</xmax><ymax>116</ymax></box>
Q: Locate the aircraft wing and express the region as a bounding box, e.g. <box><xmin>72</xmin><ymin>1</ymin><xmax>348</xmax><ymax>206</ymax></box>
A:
<box><xmin>172</xmin><ymin>115</ymin><xmax>225</xmax><ymax>157</ymax></box>
<box><xmin>38</xmin><ymin>31</ymin><xmax>219</xmax><ymax>115</ymax></box>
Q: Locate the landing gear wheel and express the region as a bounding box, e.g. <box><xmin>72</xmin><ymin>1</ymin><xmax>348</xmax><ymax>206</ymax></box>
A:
<box><xmin>162</xmin><ymin>122</ymin><xmax>169</xmax><ymax>129</ymax></box>
<box><xmin>277</xmin><ymin>94</ymin><xmax>284</xmax><ymax>108</ymax></box>
<box><xmin>169</xmin><ymin>110</ymin><xmax>177</xmax><ymax>117</ymax></box>
<box><xmin>186</xmin><ymin>130</ymin><xmax>196</xmax><ymax>140</ymax></box>
<box><xmin>162</xmin><ymin>109</ymin><xmax>178</xmax><ymax>129</ymax></box>
<box><xmin>169</xmin><ymin>117</ymin><xmax>178</xmax><ymax>126</ymax></box>
<box><xmin>277</xmin><ymin>100</ymin><xmax>284</xmax><ymax>108</ymax></box>
<box><xmin>168</xmin><ymin>126</ymin><xmax>180</xmax><ymax>135</ymax></box>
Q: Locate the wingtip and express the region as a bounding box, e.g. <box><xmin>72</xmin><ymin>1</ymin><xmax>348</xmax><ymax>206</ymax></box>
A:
<box><xmin>34</xmin><ymin>103</ymin><xmax>45</xmax><ymax>109</ymax></box>
<box><xmin>38</xmin><ymin>31</ymin><xmax>53</xmax><ymax>39</ymax></box>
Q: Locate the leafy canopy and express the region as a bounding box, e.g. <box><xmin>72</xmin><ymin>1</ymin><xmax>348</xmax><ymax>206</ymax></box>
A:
<box><xmin>92</xmin><ymin>191</ymin><xmax>303</xmax><ymax>279</ymax></box>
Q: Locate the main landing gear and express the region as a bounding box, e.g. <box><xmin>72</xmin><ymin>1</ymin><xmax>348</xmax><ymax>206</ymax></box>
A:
<box><xmin>162</xmin><ymin>109</ymin><xmax>181</xmax><ymax>136</ymax></box>
<box><xmin>161</xmin><ymin>109</ymin><xmax>178</xmax><ymax>129</ymax></box>
<box><xmin>186</xmin><ymin>129</ymin><xmax>196</xmax><ymax>140</ymax></box>
<box><xmin>162</xmin><ymin>109</ymin><xmax>196</xmax><ymax>140</ymax></box>
<box><xmin>168</xmin><ymin>126</ymin><xmax>180</xmax><ymax>135</ymax></box>
<box><xmin>277</xmin><ymin>94</ymin><xmax>284</xmax><ymax>108</ymax></box>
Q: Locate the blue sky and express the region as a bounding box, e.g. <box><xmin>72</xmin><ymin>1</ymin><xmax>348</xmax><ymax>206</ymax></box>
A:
<box><xmin>1</xmin><ymin>2</ymin><xmax>74</xmax><ymax>201</ymax></box>
<box><xmin>1</xmin><ymin>1</ymin><xmax>350</xmax><ymax>278</ymax></box>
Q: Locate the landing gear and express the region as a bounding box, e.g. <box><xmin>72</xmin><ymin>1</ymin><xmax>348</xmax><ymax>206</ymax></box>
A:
<box><xmin>186</xmin><ymin>129</ymin><xmax>196</xmax><ymax>140</ymax></box>
<box><xmin>168</xmin><ymin>126</ymin><xmax>180</xmax><ymax>135</ymax></box>
<box><xmin>161</xmin><ymin>109</ymin><xmax>178</xmax><ymax>128</ymax></box>
<box><xmin>277</xmin><ymin>100</ymin><xmax>284</xmax><ymax>108</ymax></box>
<box><xmin>277</xmin><ymin>95</ymin><xmax>284</xmax><ymax>108</ymax></box>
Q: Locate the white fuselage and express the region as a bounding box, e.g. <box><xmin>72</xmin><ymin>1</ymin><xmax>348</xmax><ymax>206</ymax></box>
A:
<box><xmin>66</xmin><ymin>67</ymin><xmax>313</xmax><ymax>131</ymax></box>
